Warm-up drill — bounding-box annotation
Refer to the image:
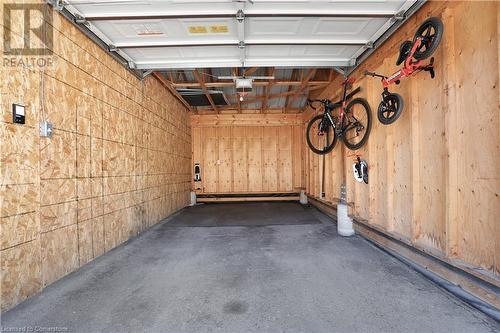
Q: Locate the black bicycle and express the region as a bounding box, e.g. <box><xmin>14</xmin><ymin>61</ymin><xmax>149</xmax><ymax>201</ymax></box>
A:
<box><xmin>306</xmin><ymin>77</ymin><xmax>372</xmax><ymax>154</ymax></box>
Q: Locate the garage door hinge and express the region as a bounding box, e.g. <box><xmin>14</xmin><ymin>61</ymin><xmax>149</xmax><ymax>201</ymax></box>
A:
<box><xmin>392</xmin><ymin>10</ymin><xmax>405</xmax><ymax>22</ymax></box>
<box><xmin>47</xmin><ymin>0</ymin><xmax>66</xmax><ymax>11</ymax></box>
<box><xmin>236</xmin><ymin>9</ymin><xmax>245</xmax><ymax>23</ymax></box>
<box><xmin>74</xmin><ymin>13</ymin><xmax>88</xmax><ymax>25</ymax></box>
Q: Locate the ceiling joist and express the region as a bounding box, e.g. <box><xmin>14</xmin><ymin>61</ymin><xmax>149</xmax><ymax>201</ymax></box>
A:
<box><xmin>171</xmin><ymin>80</ymin><xmax>330</xmax><ymax>89</ymax></box>
<box><xmin>192</xmin><ymin>69</ymin><xmax>219</xmax><ymax>114</ymax></box>
<box><xmin>153</xmin><ymin>72</ymin><xmax>195</xmax><ymax>114</ymax></box>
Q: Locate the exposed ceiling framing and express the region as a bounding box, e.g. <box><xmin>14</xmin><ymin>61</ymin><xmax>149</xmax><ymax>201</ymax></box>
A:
<box><xmin>156</xmin><ymin>67</ymin><xmax>331</xmax><ymax>114</ymax></box>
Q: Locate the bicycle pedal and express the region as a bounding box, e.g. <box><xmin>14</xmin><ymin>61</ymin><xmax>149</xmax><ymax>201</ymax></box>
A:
<box><xmin>425</xmin><ymin>66</ymin><xmax>435</xmax><ymax>79</ymax></box>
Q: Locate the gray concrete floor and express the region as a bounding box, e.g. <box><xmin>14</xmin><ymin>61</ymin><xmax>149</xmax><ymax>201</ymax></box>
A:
<box><xmin>2</xmin><ymin>203</ymin><xmax>498</xmax><ymax>333</ymax></box>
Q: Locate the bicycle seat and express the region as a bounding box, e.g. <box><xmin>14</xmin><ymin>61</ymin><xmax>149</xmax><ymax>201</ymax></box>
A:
<box><xmin>396</xmin><ymin>40</ymin><xmax>413</xmax><ymax>66</ymax></box>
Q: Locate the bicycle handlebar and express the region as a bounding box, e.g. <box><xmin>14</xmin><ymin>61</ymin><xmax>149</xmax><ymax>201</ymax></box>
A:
<box><xmin>307</xmin><ymin>85</ymin><xmax>361</xmax><ymax>111</ymax></box>
<box><xmin>364</xmin><ymin>70</ymin><xmax>387</xmax><ymax>79</ymax></box>
<box><xmin>307</xmin><ymin>98</ymin><xmax>340</xmax><ymax>111</ymax></box>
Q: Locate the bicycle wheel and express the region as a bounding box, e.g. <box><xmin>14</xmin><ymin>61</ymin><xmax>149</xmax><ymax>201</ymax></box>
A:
<box><xmin>377</xmin><ymin>93</ymin><xmax>404</xmax><ymax>125</ymax></box>
<box><xmin>343</xmin><ymin>98</ymin><xmax>372</xmax><ymax>150</ymax></box>
<box><xmin>413</xmin><ymin>17</ymin><xmax>443</xmax><ymax>60</ymax></box>
<box><xmin>306</xmin><ymin>114</ymin><xmax>337</xmax><ymax>154</ymax></box>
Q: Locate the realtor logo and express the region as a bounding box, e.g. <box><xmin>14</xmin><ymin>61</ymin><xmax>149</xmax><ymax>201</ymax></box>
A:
<box><xmin>3</xmin><ymin>3</ymin><xmax>53</xmax><ymax>55</ymax></box>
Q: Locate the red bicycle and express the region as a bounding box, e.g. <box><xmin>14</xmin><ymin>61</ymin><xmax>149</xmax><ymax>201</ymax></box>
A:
<box><xmin>365</xmin><ymin>17</ymin><xmax>443</xmax><ymax>125</ymax></box>
<box><xmin>306</xmin><ymin>77</ymin><xmax>372</xmax><ymax>154</ymax></box>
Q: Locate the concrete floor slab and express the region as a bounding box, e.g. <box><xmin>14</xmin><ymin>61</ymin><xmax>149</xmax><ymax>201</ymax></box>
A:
<box><xmin>2</xmin><ymin>203</ymin><xmax>498</xmax><ymax>333</ymax></box>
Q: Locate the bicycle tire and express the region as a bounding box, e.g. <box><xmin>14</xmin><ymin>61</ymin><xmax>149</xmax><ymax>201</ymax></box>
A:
<box><xmin>413</xmin><ymin>17</ymin><xmax>443</xmax><ymax>60</ymax></box>
<box><xmin>306</xmin><ymin>114</ymin><xmax>337</xmax><ymax>155</ymax></box>
<box><xmin>343</xmin><ymin>98</ymin><xmax>372</xmax><ymax>150</ymax></box>
<box><xmin>377</xmin><ymin>93</ymin><xmax>404</xmax><ymax>125</ymax></box>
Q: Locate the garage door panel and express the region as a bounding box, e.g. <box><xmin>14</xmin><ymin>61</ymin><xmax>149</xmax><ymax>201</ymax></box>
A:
<box><xmin>246</xmin><ymin>45</ymin><xmax>360</xmax><ymax>58</ymax></box>
<box><xmin>246</xmin><ymin>17</ymin><xmax>389</xmax><ymax>42</ymax></box>
<box><xmin>93</xmin><ymin>18</ymin><xmax>238</xmax><ymax>46</ymax></box>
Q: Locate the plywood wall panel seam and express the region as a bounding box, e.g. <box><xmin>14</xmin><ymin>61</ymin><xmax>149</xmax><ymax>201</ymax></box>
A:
<box><xmin>0</xmin><ymin>237</ymin><xmax>39</xmax><ymax>253</ymax></box>
<box><xmin>47</xmin><ymin>20</ymin><xmax>138</xmax><ymax>88</ymax></box>
<box><xmin>1</xmin><ymin>209</ymin><xmax>38</xmax><ymax>219</ymax></box>
<box><xmin>0</xmin><ymin>120</ymin><xmax>37</xmax><ymax>130</ymax></box>
<box><xmin>39</xmin><ymin>222</ymin><xmax>78</xmax><ymax>236</ymax></box>
<box><xmin>442</xmin><ymin>7</ymin><xmax>460</xmax><ymax>259</ymax></box>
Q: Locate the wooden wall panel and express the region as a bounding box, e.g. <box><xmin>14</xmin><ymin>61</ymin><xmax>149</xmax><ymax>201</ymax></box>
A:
<box><xmin>218</xmin><ymin>127</ymin><xmax>233</xmax><ymax>192</ymax></box>
<box><xmin>191</xmin><ymin>115</ymin><xmax>304</xmax><ymax>194</ymax></box>
<box><xmin>247</xmin><ymin>127</ymin><xmax>263</xmax><ymax>192</ymax></box>
<box><xmin>304</xmin><ymin>1</ymin><xmax>499</xmax><ymax>280</ymax></box>
<box><xmin>452</xmin><ymin>1</ymin><xmax>499</xmax><ymax>273</ymax></box>
<box><xmin>278</xmin><ymin>126</ymin><xmax>293</xmax><ymax>191</ymax></box>
<box><xmin>263</xmin><ymin>127</ymin><xmax>279</xmax><ymax>192</ymax></box>
<box><xmin>232</xmin><ymin>128</ymin><xmax>248</xmax><ymax>192</ymax></box>
<box><xmin>203</xmin><ymin>127</ymin><xmax>218</xmax><ymax>193</ymax></box>
<box><xmin>292</xmin><ymin>125</ymin><xmax>304</xmax><ymax>190</ymax></box>
<box><xmin>1</xmin><ymin>8</ymin><xmax>191</xmax><ymax>311</ymax></box>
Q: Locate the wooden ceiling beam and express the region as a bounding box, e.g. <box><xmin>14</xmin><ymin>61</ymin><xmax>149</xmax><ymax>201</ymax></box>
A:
<box><xmin>328</xmin><ymin>68</ymin><xmax>335</xmax><ymax>82</ymax></box>
<box><xmin>198</xmin><ymin>107</ymin><xmax>302</xmax><ymax>114</ymax></box>
<box><xmin>171</xmin><ymin>80</ymin><xmax>330</xmax><ymax>88</ymax></box>
<box><xmin>293</xmin><ymin>68</ymin><xmax>317</xmax><ymax>112</ymax></box>
<box><xmin>243</xmin><ymin>67</ymin><xmax>259</xmax><ymax>76</ymax></box>
<box><xmin>261</xmin><ymin>67</ymin><xmax>275</xmax><ymax>113</ymax></box>
<box><xmin>239</xmin><ymin>83</ymin><xmax>327</xmax><ymax>105</ymax></box>
<box><xmin>153</xmin><ymin>72</ymin><xmax>195</xmax><ymax>113</ymax></box>
<box><xmin>193</xmin><ymin>69</ymin><xmax>219</xmax><ymax>114</ymax></box>
<box><xmin>232</xmin><ymin>67</ymin><xmax>241</xmax><ymax>113</ymax></box>
<box><xmin>167</xmin><ymin>71</ymin><xmax>175</xmax><ymax>83</ymax></box>
<box><xmin>285</xmin><ymin>69</ymin><xmax>297</xmax><ymax>111</ymax></box>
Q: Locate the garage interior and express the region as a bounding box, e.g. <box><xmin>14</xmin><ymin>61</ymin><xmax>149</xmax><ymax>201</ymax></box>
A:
<box><xmin>1</xmin><ymin>0</ymin><xmax>499</xmax><ymax>331</ymax></box>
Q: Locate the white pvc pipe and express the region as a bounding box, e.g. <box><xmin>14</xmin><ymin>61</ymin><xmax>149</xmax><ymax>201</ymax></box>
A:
<box><xmin>337</xmin><ymin>202</ymin><xmax>354</xmax><ymax>237</ymax></box>
<box><xmin>190</xmin><ymin>191</ymin><xmax>197</xmax><ymax>206</ymax></box>
<box><xmin>299</xmin><ymin>190</ymin><xmax>308</xmax><ymax>204</ymax></box>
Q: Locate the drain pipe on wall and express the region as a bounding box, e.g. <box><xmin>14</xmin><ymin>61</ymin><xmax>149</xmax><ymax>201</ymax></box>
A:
<box><xmin>366</xmin><ymin>239</ymin><xmax>500</xmax><ymax>321</ymax></box>
<box><xmin>337</xmin><ymin>143</ymin><xmax>354</xmax><ymax>236</ymax></box>
<box><xmin>299</xmin><ymin>190</ymin><xmax>308</xmax><ymax>205</ymax></box>
<box><xmin>337</xmin><ymin>184</ymin><xmax>354</xmax><ymax>236</ymax></box>
<box><xmin>190</xmin><ymin>192</ymin><xmax>197</xmax><ymax>206</ymax></box>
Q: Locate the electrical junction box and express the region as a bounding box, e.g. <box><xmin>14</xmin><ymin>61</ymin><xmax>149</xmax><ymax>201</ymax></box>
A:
<box><xmin>12</xmin><ymin>103</ymin><xmax>25</xmax><ymax>124</ymax></box>
<box><xmin>39</xmin><ymin>121</ymin><xmax>53</xmax><ymax>138</ymax></box>
<box><xmin>235</xmin><ymin>78</ymin><xmax>253</xmax><ymax>93</ymax></box>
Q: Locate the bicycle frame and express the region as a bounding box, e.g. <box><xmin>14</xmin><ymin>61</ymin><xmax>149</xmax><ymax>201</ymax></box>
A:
<box><xmin>365</xmin><ymin>37</ymin><xmax>434</xmax><ymax>89</ymax></box>
<box><xmin>317</xmin><ymin>78</ymin><xmax>352</xmax><ymax>135</ymax></box>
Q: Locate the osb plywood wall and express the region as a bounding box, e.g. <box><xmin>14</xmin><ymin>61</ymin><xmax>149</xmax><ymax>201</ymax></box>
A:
<box><xmin>191</xmin><ymin>114</ymin><xmax>304</xmax><ymax>194</ymax></box>
<box><xmin>305</xmin><ymin>1</ymin><xmax>499</xmax><ymax>281</ymax></box>
<box><xmin>1</xmin><ymin>4</ymin><xmax>191</xmax><ymax>310</ymax></box>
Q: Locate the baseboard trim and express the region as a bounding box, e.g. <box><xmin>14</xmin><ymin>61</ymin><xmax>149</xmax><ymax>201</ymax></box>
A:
<box><xmin>196</xmin><ymin>192</ymin><xmax>300</xmax><ymax>203</ymax></box>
